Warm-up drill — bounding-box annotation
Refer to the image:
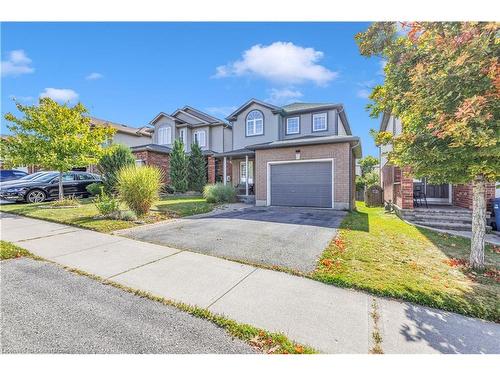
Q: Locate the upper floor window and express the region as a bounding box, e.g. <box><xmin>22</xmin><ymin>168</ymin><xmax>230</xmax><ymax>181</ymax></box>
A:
<box><xmin>312</xmin><ymin>113</ymin><xmax>327</xmax><ymax>132</ymax></box>
<box><xmin>286</xmin><ymin>117</ymin><xmax>300</xmax><ymax>135</ymax></box>
<box><xmin>158</xmin><ymin>126</ymin><xmax>172</xmax><ymax>145</ymax></box>
<box><xmin>193</xmin><ymin>130</ymin><xmax>206</xmax><ymax>147</ymax></box>
<box><xmin>246</xmin><ymin>110</ymin><xmax>264</xmax><ymax>136</ymax></box>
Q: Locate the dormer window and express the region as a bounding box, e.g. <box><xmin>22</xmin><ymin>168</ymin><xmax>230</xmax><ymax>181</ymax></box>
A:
<box><xmin>158</xmin><ymin>126</ymin><xmax>172</xmax><ymax>144</ymax></box>
<box><xmin>246</xmin><ymin>110</ymin><xmax>264</xmax><ymax>136</ymax></box>
<box><xmin>193</xmin><ymin>130</ymin><xmax>206</xmax><ymax>147</ymax></box>
<box><xmin>312</xmin><ymin>113</ymin><xmax>327</xmax><ymax>132</ymax></box>
<box><xmin>286</xmin><ymin>117</ymin><xmax>300</xmax><ymax>135</ymax></box>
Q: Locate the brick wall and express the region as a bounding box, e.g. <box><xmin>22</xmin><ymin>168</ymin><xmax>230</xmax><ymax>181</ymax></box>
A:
<box><xmin>453</xmin><ymin>182</ymin><xmax>496</xmax><ymax>210</ymax></box>
<box><xmin>132</xmin><ymin>150</ymin><xmax>170</xmax><ymax>184</ymax></box>
<box><xmin>255</xmin><ymin>143</ymin><xmax>352</xmax><ymax>209</ymax></box>
<box><xmin>207</xmin><ymin>156</ymin><xmax>216</xmax><ymax>184</ymax></box>
<box><xmin>381</xmin><ymin>165</ymin><xmax>394</xmax><ymax>203</ymax></box>
<box><xmin>214</xmin><ymin>158</ymin><xmax>232</xmax><ymax>184</ymax></box>
<box><xmin>400</xmin><ymin>166</ymin><xmax>414</xmax><ymax>209</ymax></box>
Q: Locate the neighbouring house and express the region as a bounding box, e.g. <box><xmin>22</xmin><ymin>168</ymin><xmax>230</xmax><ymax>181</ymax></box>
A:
<box><xmin>130</xmin><ymin>106</ymin><xmax>232</xmax><ymax>183</ymax></box>
<box><xmin>215</xmin><ymin>99</ymin><xmax>362</xmax><ymax>209</ymax></box>
<box><xmin>89</xmin><ymin>117</ymin><xmax>153</xmax><ymax>148</ymax></box>
<box><xmin>378</xmin><ymin>113</ymin><xmax>497</xmax><ymax>230</ymax></box>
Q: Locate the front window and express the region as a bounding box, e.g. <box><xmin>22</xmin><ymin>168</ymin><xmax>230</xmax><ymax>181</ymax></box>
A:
<box><xmin>246</xmin><ymin>110</ymin><xmax>264</xmax><ymax>136</ymax></box>
<box><xmin>193</xmin><ymin>130</ymin><xmax>206</xmax><ymax>147</ymax></box>
<box><xmin>158</xmin><ymin>126</ymin><xmax>172</xmax><ymax>145</ymax></box>
<box><xmin>312</xmin><ymin>113</ymin><xmax>327</xmax><ymax>132</ymax></box>
<box><xmin>240</xmin><ymin>161</ymin><xmax>254</xmax><ymax>184</ymax></box>
<box><xmin>286</xmin><ymin>117</ymin><xmax>300</xmax><ymax>134</ymax></box>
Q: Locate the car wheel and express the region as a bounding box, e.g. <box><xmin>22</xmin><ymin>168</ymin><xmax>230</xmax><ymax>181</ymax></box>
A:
<box><xmin>26</xmin><ymin>189</ymin><xmax>47</xmax><ymax>203</ymax></box>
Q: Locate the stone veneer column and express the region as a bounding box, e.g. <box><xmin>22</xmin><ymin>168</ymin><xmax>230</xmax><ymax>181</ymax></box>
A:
<box><xmin>400</xmin><ymin>166</ymin><xmax>414</xmax><ymax>209</ymax></box>
<box><xmin>207</xmin><ymin>156</ymin><xmax>216</xmax><ymax>184</ymax></box>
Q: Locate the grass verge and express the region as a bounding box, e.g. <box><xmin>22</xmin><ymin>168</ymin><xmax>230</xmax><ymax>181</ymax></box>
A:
<box><xmin>313</xmin><ymin>202</ymin><xmax>500</xmax><ymax>322</ymax></box>
<box><xmin>0</xmin><ymin>196</ymin><xmax>215</xmax><ymax>233</ymax></box>
<box><xmin>1</xmin><ymin>240</ymin><xmax>315</xmax><ymax>354</ymax></box>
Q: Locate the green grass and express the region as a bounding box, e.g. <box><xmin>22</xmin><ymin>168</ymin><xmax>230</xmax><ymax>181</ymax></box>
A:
<box><xmin>312</xmin><ymin>202</ymin><xmax>500</xmax><ymax>322</ymax></box>
<box><xmin>0</xmin><ymin>240</ymin><xmax>32</xmax><ymax>260</ymax></box>
<box><xmin>153</xmin><ymin>197</ymin><xmax>215</xmax><ymax>217</ymax></box>
<box><xmin>0</xmin><ymin>196</ymin><xmax>215</xmax><ymax>233</ymax></box>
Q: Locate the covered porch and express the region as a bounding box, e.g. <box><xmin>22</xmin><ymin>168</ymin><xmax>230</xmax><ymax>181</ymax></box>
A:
<box><xmin>215</xmin><ymin>149</ymin><xmax>256</xmax><ymax>201</ymax></box>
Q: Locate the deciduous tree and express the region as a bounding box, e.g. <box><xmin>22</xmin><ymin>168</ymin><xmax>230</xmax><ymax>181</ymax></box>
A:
<box><xmin>2</xmin><ymin>98</ymin><xmax>114</xmax><ymax>200</ymax></box>
<box><xmin>356</xmin><ymin>22</ymin><xmax>500</xmax><ymax>269</ymax></box>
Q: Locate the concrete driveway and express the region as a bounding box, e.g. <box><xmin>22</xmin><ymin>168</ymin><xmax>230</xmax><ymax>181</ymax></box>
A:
<box><xmin>117</xmin><ymin>207</ymin><xmax>346</xmax><ymax>272</ymax></box>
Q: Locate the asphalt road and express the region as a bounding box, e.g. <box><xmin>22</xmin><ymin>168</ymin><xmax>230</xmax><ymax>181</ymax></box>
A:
<box><xmin>0</xmin><ymin>258</ymin><xmax>255</xmax><ymax>354</ymax></box>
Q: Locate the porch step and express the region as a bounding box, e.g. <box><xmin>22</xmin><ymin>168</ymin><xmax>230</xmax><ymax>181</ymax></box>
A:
<box><xmin>411</xmin><ymin>214</ymin><xmax>472</xmax><ymax>224</ymax></box>
<box><xmin>411</xmin><ymin>220</ymin><xmax>472</xmax><ymax>231</ymax></box>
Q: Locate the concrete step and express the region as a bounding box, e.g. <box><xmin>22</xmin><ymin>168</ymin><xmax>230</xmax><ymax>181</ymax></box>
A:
<box><xmin>411</xmin><ymin>220</ymin><xmax>472</xmax><ymax>231</ymax></box>
<box><xmin>412</xmin><ymin>215</ymin><xmax>472</xmax><ymax>223</ymax></box>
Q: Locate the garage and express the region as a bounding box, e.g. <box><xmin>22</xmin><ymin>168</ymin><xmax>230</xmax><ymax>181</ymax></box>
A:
<box><xmin>268</xmin><ymin>160</ymin><xmax>333</xmax><ymax>208</ymax></box>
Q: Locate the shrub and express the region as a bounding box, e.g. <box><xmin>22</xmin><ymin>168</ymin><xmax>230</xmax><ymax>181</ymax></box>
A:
<box><xmin>118</xmin><ymin>210</ymin><xmax>137</xmax><ymax>221</ymax></box>
<box><xmin>169</xmin><ymin>139</ymin><xmax>188</xmax><ymax>193</ymax></box>
<box><xmin>188</xmin><ymin>142</ymin><xmax>207</xmax><ymax>192</ymax></box>
<box><xmin>117</xmin><ymin>165</ymin><xmax>163</xmax><ymax>217</ymax></box>
<box><xmin>203</xmin><ymin>183</ymin><xmax>236</xmax><ymax>203</ymax></box>
<box><xmin>97</xmin><ymin>144</ymin><xmax>135</xmax><ymax>194</ymax></box>
<box><xmin>94</xmin><ymin>192</ymin><xmax>120</xmax><ymax>216</ymax></box>
<box><xmin>86</xmin><ymin>182</ymin><xmax>104</xmax><ymax>196</ymax></box>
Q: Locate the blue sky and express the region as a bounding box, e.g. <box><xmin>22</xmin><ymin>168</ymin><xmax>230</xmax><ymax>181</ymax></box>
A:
<box><xmin>1</xmin><ymin>22</ymin><xmax>384</xmax><ymax>157</ymax></box>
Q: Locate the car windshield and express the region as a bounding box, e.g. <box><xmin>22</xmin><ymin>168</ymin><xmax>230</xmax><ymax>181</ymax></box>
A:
<box><xmin>35</xmin><ymin>173</ymin><xmax>60</xmax><ymax>183</ymax></box>
<box><xmin>18</xmin><ymin>172</ymin><xmax>49</xmax><ymax>181</ymax></box>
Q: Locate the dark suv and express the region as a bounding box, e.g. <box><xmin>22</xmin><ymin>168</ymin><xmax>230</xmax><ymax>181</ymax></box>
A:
<box><xmin>0</xmin><ymin>171</ymin><xmax>101</xmax><ymax>203</ymax></box>
<box><xmin>0</xmin><ymin>169</ymin><xmax>28</xmax><ymax>182</ymax></box>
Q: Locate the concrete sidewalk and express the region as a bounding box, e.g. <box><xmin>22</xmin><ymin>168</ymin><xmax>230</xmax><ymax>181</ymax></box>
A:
<box><xmin>2</xmin><ymin>212</ymin><xmax>499</xmax><ymax>354</ymax></box>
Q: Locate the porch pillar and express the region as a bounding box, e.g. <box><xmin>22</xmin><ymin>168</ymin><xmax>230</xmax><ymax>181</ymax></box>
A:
<box><xmin>207</xmin><ymin>156</ymin><xmax>216</xmax><ymax>184</ymax></box>
<box><xmin>245</xmin><ymin>154</ymin><xmax>249</xmax><ymax>196</ymax></box>
<box><xmin>223</xmin><ymin>157</ymin><xmax>227</xmax><ymax>186</ymax></box>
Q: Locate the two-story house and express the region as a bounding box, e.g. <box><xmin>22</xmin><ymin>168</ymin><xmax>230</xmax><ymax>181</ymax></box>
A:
<box><xmin>217</xmin><ymin>99</ymin><xmax>362</xmax><ymax>209</ymax></box>
<box><xmin>130</xmin><ymin>106</ymin><xmax>232</xmax><ymax>183</ymax></box>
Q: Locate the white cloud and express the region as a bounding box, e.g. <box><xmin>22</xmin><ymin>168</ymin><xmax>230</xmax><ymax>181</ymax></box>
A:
<box><xmin>1</xmin><ymin>50</ymin><xmax>34</xmax><ymax>77</ymax></box>
<box><xmin>266</xmin><ymin>88</ymin><xmax>303</xmax><ymax>105</ymax></box>
<box><xmin>9</xmin><ymin>95</ymin><xmax>35</xmax><ymax>103</ymax></box>
<box><xmin>214</xmin><ymin>42</ymin><xmax>337</xmax><ymax>86</ymax></box>
<box><xmin>40</xmin><ymin>88</ymin><xmax>79</xmax><ymax>103</ymax></box>
<box><xmin>86</xmin><ymin>72</ymin><xmax>103</xmax><ymax>80</ymax></box>
<box><xmin>356</xmin><ymin>89</ymin><xmax>371</xmax><ymax>99</ymax></box>
<box><xmin>205</xmin><ymin>106</ymin><xmax>237</xmax><ymax>118</ymax></box>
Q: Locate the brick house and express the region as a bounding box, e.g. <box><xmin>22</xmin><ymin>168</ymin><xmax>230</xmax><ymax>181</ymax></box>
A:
<box><xmin>216</xmin><ymin>99</ymin><xmax>362</xmax><ymax>209</ymax></box>
<box><xmin>130</xmin><ymin>106</ymin><xmax>233</xmax><ymax>185</ymax></box>
<box><xmin>379</xmin><ymin>113</ymin><xmax>496</xmax><ymax>212</ymax></box>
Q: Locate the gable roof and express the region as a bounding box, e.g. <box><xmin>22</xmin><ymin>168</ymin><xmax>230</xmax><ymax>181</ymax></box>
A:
<box><xmin>226</xmin><ymin>98</ymin><xmax>282</xmax><ymax>121</ymax></box>
<box><xmin>89</xmin><ymin>117</ymin><xmax>152</xmax><ymax>137</ymax></box>
<box><xmin>182</xmin><ymin>106</ymin><xmax>226</xmax><ymax>124</ymax></box>
<box><xmin>379</xmin><ymin>111</ymin><xmax>392</xmax><ymax>132</ymax></box>
<box><xmin>149</xmin><ymin>112</ymin><xmax>180</xmax><ymax>126</ymax></box>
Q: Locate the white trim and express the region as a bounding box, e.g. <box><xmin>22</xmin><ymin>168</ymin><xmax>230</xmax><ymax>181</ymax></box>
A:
<box><xmin>266</xmin><ymin>158</ymin><xmax>335</xmax><ymax>208</ymax></box>
<box><xmin>286</xmin><ymin>116</ymin><xmax>300</xmax><ymax>135</ymax></box>
<box><xmin>312</xmin><ymin>112</ymin><xmax>327</xmax><ymax>132</ymax></box>
<box><xmin>193</xmin><ymin>130</ymin><xmax>206</xmax><ymax>147</ymax></box>
<box><xmin>157</xmin><ymin>126</ymin><xmax>172</xmax><ymax>145</ymax></box>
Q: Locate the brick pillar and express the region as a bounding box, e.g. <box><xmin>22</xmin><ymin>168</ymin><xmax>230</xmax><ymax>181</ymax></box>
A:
<box><xmin>400</xmin><ymin>166</ymin><xmax>414</xmax><ymax>209</ymax></box>
<box><xmin>207</xmin><ymin>156</ymin><xmax>216</xmax><ymax>184</ymax></box>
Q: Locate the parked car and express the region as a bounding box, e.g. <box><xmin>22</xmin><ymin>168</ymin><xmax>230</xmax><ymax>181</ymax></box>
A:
<box><xmin>0</xmin><ymin>171</ymin><xmax>101</xmax><ymax>203</ymax></box>
<box><xmin>0</xmin><ymin>169</ymin><xmax>28</xmax><ymax>182</ymax></box>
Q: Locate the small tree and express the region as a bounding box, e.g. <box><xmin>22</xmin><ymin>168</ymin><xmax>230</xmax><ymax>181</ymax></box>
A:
<box><xmin>356</xmin><ymin>22</ymin><xmax>500</xmax><ymax>269</ymax></box>
<box><xmin>2</xmin><ymin>98</ymin><xmax>114</xmax><ymax>200</ymax></box>
<box><xmin>97</xmin><ymin>144</ymin><xmax>135</xmax><ymax>195</ymax></box>
<box><xmin>169</xmin><ymin>139</ymin><xmax>188</xmax><ymax>192</ymax></box>
<box><xmin>188</xmin><ymin>142</ymin><xmax>207</xmax><ymax>192</ymax></box>
<box><xmin>356</xmin><ymin>156</ymin><xmax>380</xmax><ymax>192</ymax></box>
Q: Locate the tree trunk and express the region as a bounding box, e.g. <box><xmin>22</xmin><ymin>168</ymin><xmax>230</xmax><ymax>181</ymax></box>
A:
<box><xmin>58</xmin><ymin>171</ymin><xmax>64</xmax><ymax>201</ymax></box>
<box><xmin>470</xmin><ymin>175</ymin><xmax>486</xmax><ymax>270</ymax></box>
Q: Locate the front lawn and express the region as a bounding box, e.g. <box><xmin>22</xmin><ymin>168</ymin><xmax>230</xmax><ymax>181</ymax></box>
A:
<box><xmin>0</xmin><ymin>240</ymin><xmax>32</xmax><ymax>260</ymax></box>
<box><xmin>313</xmin><ymin>202</ymin><xmax>500</xmax><ymax>322</ymax></box>
<box><xmin>0</xmin><ymin>196</ymin><xmax>215</xmax><ymax>233</ymax></box>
